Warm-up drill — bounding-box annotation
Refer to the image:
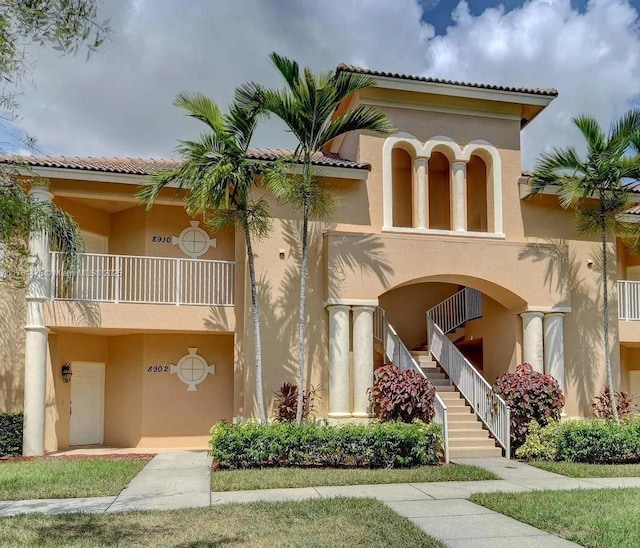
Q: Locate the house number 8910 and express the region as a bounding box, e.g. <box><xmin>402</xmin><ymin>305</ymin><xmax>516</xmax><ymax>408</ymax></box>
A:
<box><xmin>147</xmin><ymin>365</ymin><xmax>169</xmax><ymax>373</ymax></box>
<box><xmin>151</xmin><ymin>236</ymin><xmax>172</xmax><ymax>243</ymax></box>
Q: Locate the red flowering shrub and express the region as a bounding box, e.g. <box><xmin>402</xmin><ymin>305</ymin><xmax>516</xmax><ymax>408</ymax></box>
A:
<box><xmin>273</xmin><ymin>383</ymin><xmax>319</xmax><ymax>422</ymax></box>
<box><xmin>368</xmin><ymin>364</ymin><xmax>436</xmax><ymax>423</ymax></box>
<box><xmin>492</xmin><ymin>363</ymin><xmax>564</xmax><ymax>451</ymax></box>
<box><xmin>593</xmin><ymin>387</ymin><xmax>635</xmax><ymax>418</ymax></box>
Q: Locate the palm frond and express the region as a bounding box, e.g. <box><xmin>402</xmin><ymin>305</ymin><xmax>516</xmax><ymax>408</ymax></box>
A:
<box><xmin>174</xmin><ymin>92</ymin><xmax>225</xmax><ymax>134</ymax></box>
<box><xmin>573</xmin><ymin>114</ymin><xmax>605</xmax><ymax>155</ymax></box>
<box><xmin>269</xmin><ymin>52</ymin><xmax>300</xmax><ymax>89</ymax></box>
<box><xmin>318</xmin><ymin>105</ymin><xmax>394</xmax><ymax>149</ymax></box>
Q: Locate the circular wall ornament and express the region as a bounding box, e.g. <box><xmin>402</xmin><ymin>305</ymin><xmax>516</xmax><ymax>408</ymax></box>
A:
<box><xmin>170</xmin><ymin>348</ymin><xmax>215</xmax><ymax>391</ymax></box>
<box><xmin>172</xmin><ymin>221</ymin><xmax>216</xmax><ymax>258</ymax></box>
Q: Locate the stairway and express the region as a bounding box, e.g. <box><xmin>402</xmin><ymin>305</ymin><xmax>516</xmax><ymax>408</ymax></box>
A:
<box><xmin>411</xmin><ymin>350</ymin><xmax>503</xmax><ymax>459</ymax></box>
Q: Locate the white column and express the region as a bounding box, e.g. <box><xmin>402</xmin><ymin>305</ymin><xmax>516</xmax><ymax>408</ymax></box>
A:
<box><xmin>521</xmin><ymin>311</ymin><xmax>544</xmax><ymax>374</ymax></box>
<box><xmin>544</xmin><ymin>313</ymin><xmax>566</xmax><ymax>395</ymax></box>
<box><xmin>452</xmin><ymin>161</ymin><xmax>467</xmax><ymax>232</ymax></box>
<box><xmin>23</xmin><ymin>185</ymin><xmax>53</xmax><ymax>456</ymax></box>
<box><xmin>414</xmin><ymin>158</ymin><xmax>428</xmax><ymax>229</ymax></box>
<box><xmin>352</xmin><ymin>306</ymin><xmax>374</xmax><ymax>418</ymax></box>
<box><xmin>327</xmin><ymin>305</ymin><xmax>351</xmax><ymax>418</ymax></box>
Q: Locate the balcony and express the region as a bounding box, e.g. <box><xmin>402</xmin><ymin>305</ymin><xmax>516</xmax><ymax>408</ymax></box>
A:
<box><xmin>618</xmin><ymin>281</ymin><xmax>640</xmax><ymax>321</ymax></box>
<box><xmin>51</xmin><ymin>252</ymin><xmax>235</xmax><ymax>306</ymax></box>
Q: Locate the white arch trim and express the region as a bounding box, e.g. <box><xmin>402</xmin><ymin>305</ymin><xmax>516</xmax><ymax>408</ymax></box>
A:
<box><xmin>382</xmin><ymin>134</ymin><xmax>503</xmax><ymax>235</ymax></box>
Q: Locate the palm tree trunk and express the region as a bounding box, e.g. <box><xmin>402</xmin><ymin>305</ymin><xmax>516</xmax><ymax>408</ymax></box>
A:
<box><xmin>295</xmin><ymin>159</ymin><xmax>311</xmax><ymax>424</ymax></box>
<box><xmin>600</xmin><ymin>205</ymin><xmax>619</xmax><ymax>422</ymax></box>
<box><xmin>243</xmin><ymin>218</ymin><xmax>267</xmax><ymax>424</ymax></box>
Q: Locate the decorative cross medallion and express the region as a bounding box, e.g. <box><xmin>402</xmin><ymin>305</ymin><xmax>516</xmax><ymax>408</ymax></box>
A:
<box><xmin>170</xmin><ymin>348</ymin><xmax>215</xmax><ymax>391</ymax></box>
<box><xmin>172</xmin><ymin>221</ymin><xmax>216</xmax><ymax>258</ymax></box>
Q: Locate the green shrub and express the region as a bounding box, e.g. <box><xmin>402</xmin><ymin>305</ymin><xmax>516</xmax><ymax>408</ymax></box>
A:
<box><xmin>516</xmin><ymin>420</ymin><xmax>561</xmax><ymax>461</ymax></box>
<box><xmin>0</xmin><ymin>412</ymin><xmax>23</xmax><ymax>457</ymax></box>
<box><xmin>556</xmin><ymin>418</ymin><xmax>640</xmax><ymax>464</ymax></box>
<box><xmin>368</xmin><ymin>364</ymin><xmax>435</xmax><ymax>423</ymax></box>
<box><xmin>492</xmin><ymin>363</ymin><xmax>564</xmax><ymax>451</ymax></box>
<box><xmin>209</xmin><ymin>420</ymin><xmax>443</xmax><ymax>469</ymax></box>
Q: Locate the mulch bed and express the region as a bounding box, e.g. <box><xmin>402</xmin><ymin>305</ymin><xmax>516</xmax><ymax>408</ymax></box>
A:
<box><xmin>1</xmin><ymin>453</ymin><xmax>154</xmax><ymax>463</ymax></box>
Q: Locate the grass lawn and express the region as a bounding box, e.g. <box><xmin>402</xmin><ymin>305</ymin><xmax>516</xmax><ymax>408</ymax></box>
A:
<box><xmin>211</xmin><ymin>464</ymin><xmax>496</xmax><ymax>491</ymax></box>
<box><xmin>470</xmin><ymin>488</ymin><xmax>640</xmax><ymax>548</ymax></box>
<box><xmin>0</xmin><ymin>497</ymin><xmax>443</xmax><ymax>547</ymax></box>
<box><xmin>530</xmin><ymin>461</ymin><xmax>640</xmax><ymax>478</ymax></box>
<box><xmin>0</xmin><ymin>458</ymin><xmax>148</xmax><ymax>500</ymax></box>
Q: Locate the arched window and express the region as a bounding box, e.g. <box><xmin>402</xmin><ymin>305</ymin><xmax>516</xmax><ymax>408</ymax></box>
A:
<box><xmin>428</xmin><ymin>151</ymin><xmax>451</xmax><ymax>230</ymax></box>
<box><xmin>391</xmin><ymin>147</ymin><xmax>413</xmax><ymax>228</ymax></box>
<box><xmin>467</xmin><ymin>155</ymin><xmax>488</xmax><ymax>232</ymax></box>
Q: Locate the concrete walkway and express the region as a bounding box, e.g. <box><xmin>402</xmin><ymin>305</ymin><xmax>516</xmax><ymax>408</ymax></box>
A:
<box><xmin>2</xmin><ymin>453</ymin><xmax>639</xmax><ymax>547</ymax></box>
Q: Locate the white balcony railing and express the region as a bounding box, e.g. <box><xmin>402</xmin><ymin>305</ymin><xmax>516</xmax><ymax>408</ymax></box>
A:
<box><xmin>618</xmin><ymin>280</ymin><xmax>640</xmax><ymax>320</ymax></box>
<box><xmin>51</xmin><ymin>252</ymin><xmax>234</xmax><ymax>306</ymax></box>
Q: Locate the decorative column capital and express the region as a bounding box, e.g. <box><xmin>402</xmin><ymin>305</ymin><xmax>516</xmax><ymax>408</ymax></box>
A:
<box><xmin>326</xmin><ymin>303</ymin><xmax>351</xmax><ymax>313</ymax></box>
<box><xmin>352</xmin><ymin>305</ymin><xmax>376</xmax><ymax>314</ymax></box>
<box><xmin>414</xmin><ymin>157</ymin><xmax>428</xmax><ymax>168</ymax></box>
<box><xmin>29</xmin><ymin>185</ymin><xmax>54</xmax><ymax>203</ymax></box>
<box><xmin>520</xmin><ymin>311</ymin><xmax>544</xmax><ymax>319</ymax></box>
<box><xmin>452</xmin><ymin>160</ymin><xmax>467</xmax><ymax>170</ymax></box>
<box><xmin>543</xmin><ymin>311</ymin><xmax>565</xmax><ymax>319</ymax></box>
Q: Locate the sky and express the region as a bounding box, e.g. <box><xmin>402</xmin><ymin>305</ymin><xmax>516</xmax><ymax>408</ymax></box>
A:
<box><xmin>5</xmin><ymin>0</ymin><xmax>640</xmax><ymax>169</ymax></box>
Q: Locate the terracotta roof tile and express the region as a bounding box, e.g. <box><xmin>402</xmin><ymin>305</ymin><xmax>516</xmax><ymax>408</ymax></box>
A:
<box><xmin>0</xmin><ymin>149</ymin><xmax>370</xmax><ymax>176</ymax></box>
<box><xmin>337</xmin><ymin>64</ymin><xmax>558</xmax><ymax>97</ymax></box>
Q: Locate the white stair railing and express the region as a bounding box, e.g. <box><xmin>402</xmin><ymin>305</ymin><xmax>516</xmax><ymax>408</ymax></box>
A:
<box><xmin>426</xmin><ymin>287</ymin><xmax>482</xmax><ymax>335</ymax></box>
<box><xmin>374</xmin><ymin>307</ymin><xmax>449</xmax><ymax>463</ymax></box>
<box><xmin>427</xmin><ymin>315</ymin><xmax>510</xmax><ymax>456</ymax></box>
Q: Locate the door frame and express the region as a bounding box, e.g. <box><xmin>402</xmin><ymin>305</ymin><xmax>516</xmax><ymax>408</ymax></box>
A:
<box><xmin>70</xmin><ymin>361</ymin><xmax>105</xmax><ymax>446</ymax></box>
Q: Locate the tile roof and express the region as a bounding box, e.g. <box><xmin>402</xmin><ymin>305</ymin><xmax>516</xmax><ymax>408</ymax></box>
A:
<box><xmin>0</xmin><ymin>149</ymin><xmax>370</xmax><ymax>176</ymax></box>
<box><xmin>337</xmin><ymin>64</ymin><xmax>558</xmax><ymax>97</ymax></box>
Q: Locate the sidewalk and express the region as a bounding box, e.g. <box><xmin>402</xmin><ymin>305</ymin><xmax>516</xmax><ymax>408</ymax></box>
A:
<box><xmin>3</xmin><ymin>453</ymin><xmax>639</xmax><ymax>547</ymax></box>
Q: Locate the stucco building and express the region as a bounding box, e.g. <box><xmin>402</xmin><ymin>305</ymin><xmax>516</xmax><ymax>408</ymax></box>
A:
<box><xmin>2</xmin><ymin>66</ymin><xmax>640</xmax><ymax>458</ymax></box>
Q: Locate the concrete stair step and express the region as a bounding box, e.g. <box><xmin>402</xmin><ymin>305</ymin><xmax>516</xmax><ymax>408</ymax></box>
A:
<box><xmin>448</xmin><ymin>418</ymin><xmax>483</xmax><ymax>427</ymax></box>
<box><xmin>440</xmin><ymin>399</ymin><xmax>467</xmax><ymax>407</ymax></box>
<box><xmin>435</xmin><ymin>385</ymin><xmax>456</xmax><ymax>392</ymax></box>
<box><xmin>448</xmin><ymin>427</ymin><xmax>485</xmax><ymax>436</ymax></box>
<box><xmin>410</xmin><ymin>350</ymin><xmax>432</xmax><ymax>356</ymax></box>
<box><xmin>449</xmin><ymin>447</ymin><xmax>503</xmax><ymax>459</ymax></box>
<box><xmin>423</xmin><ymin>372</ymin><xmax>446</xmax><ymax>380</ymax></box>
<box><xmin>429</xmin><ymin>379</ymin><xmax>451</xmax><ymax>387</ymax></box>
<box><xmin>446</xmin><ymin>412</ymin><xmax>476</xmax><ymax>422</ymax></box>
<box><xmin>449</xmin><ymin>437</ymin><xmax>496</xmax><ymax>448</ymax></box>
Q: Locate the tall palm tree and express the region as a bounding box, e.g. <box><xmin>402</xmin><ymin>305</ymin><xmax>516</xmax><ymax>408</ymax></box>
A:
<box><xmin>138</xmin><ymin>92</ymin><xmax>270</xmax><ymax>424</ymax></box>
<box><xmin>252</xmin><ymin>54</ymin><xmax>393</xmax><ymax>423</ymax></box>
<box><xmin>531</xmin><ymin>110</ymin><xmax>640</xmax><ymax>421</ymax></box>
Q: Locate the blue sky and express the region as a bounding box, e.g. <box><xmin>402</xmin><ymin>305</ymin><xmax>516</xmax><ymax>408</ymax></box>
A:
<box><xmin>420</xmin><ymin>0</ymin><xmax>636</xmax><ymax>33</ymax></box>
<box><xmin>8</xmin><ymin>0</ymin><xmax>640</xmax><ymax>168</ymax></box>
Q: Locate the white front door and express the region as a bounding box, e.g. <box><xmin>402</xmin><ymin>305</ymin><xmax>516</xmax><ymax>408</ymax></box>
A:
<box><xmin>70</xmin><ymin>362</ymin><xmax>105</xmax><ymax>446</ymax></box>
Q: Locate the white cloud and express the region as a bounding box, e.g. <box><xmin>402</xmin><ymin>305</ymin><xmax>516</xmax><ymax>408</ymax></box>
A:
<box><xmin>8</xmin><ymin>0</ymin><xmax>640</xmax><ymax>169</ymax></box>
<box><xmin>426</xmin><ymin>0</ymin><xmax>640</xmax><ymax>166</ymax></box>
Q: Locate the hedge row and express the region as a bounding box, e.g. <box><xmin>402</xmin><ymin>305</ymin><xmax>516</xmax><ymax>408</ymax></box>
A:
<box><xmin>517</xmin><ymin>418</ymin><xmax>640</xmax><ymax>464</ymax></box>
<box><xmin>209</xmin><ymin>420</ymin><xmax>443</xmax><ymax>469</ymax></box>
<box><xmin>0</xmin><ymin>412</ymin><xmax>23</xmax><ymax>457</ymax></box>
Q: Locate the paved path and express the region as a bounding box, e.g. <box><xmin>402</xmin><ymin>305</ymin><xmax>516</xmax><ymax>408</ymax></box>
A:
<box><xmin>3</xmin><ymin>453</ymin><xmax>640</xmax><ymax>547</ymax></box>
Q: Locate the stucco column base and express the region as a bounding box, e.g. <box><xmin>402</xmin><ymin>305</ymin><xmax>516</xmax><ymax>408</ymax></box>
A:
<box><xmin>521</xmin><ymin>311</ymin><xmax>544</xmax><ymax>374</ymax></box>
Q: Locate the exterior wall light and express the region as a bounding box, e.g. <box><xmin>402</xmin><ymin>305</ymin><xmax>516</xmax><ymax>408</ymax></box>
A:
<box><xmin>61</xmin><ymin>362</ymin><xmax>72</xmax><ymax>383</ymax></box>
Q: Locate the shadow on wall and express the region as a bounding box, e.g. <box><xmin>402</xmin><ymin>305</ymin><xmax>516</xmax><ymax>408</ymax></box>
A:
<box><xmin>0</xmin><ymin>283</ymin><xmax>26</xmax><ymax>411</ymax></box>
<box><xmin>45</xmin><ymin>300</ymin><xmax>101</xmax><ymax>328</ymax></box>
<box><xmin>519</xmin><ymin>239</ymin><xmax>614</xmax><ymax>414</ymax></box>
<box><xmin>241</xmin><ymin>219</ymin><xmax>394</xmax><ymax>420</ymax></box>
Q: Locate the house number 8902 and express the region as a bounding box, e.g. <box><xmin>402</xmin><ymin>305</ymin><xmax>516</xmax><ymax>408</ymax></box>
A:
<box><xmin>147</xmin><ymin>366</ymin><xmax>169</xmax><ymax>373</ymax></box>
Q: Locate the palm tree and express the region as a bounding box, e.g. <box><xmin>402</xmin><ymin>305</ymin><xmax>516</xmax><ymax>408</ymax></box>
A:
<box><xmin>252</xmin><ymin>53</ymin><xmax>393</xmax><ymax>423</ymax></box>
<box><xmin>1</xmin><ymin>173</ymin><xmax>83</xmax><ymax>284</ymax></box>
<box><xmin>138</xmin><ymin>92</ymin><xmax>271</xmax><ymax>424</ymax></box>
<box><xmin>531</xmin><ymin>110</ymin><xmax>640</xmax><ymax>421</ymax></box>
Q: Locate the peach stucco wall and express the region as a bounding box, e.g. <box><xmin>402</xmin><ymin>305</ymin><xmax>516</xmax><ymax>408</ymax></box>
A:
<box><xmin>46</xmin><ymin>331</ymin><xmax>233</xmax><ymax>450</ymax></box>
